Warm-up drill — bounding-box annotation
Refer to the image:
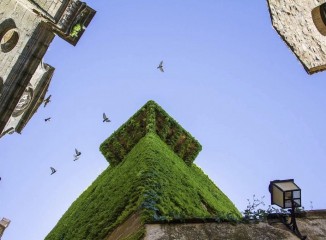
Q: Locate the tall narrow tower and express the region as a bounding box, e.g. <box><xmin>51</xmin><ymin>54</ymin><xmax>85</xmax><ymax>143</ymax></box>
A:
<box><xmin>0</xmin><ymin>218</ymin><xmax>11</xmax><ymax>239</ymax></box>
<box><xmin>45</xmin><ymin>100</ymin><xmax>241</xmax><ymax>240</ymax></box>
<box><xmin>0</xmin><ymin>0</ymin><xmax>95</xmax><ymax>138</ymax></box>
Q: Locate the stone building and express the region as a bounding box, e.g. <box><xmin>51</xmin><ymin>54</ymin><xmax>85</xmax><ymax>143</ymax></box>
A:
<box><xmin>267</xmin><ymin>0</ymin><xmax>326</xmax><ymax>74</ymax></box>
<box><xmin>0</xmin><ymin>218</ymin><xmax>10</xmax><ymax>240</ymax></box>
<box><xmin>45</xmin><ymin>100</ymin><xmax>326</xmax><ymax>239</ymax></box>
<box><xmin>0</xmin><ymin>0</ymin><xmax>95</xmax><ymax>138</ymax></box>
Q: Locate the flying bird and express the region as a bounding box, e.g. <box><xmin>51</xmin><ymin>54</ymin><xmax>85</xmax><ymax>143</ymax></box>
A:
<box><xmin>103</xmin><ymin>113</ymin><xmax>111</xmax><ymax>123</ymax></box>
<box><xmin>50</xmin><ymin>167</ymin><xmax>56</xmax><ymax>175</ymax></box>
<box><xmin>44</xmin><ymin>95</ymin><xmax>51</xmax><ymax>107</ymax></box>
<box><xmin>44</xmin><ymin>117</ymin><xmax>51</xmax><ymax>122</ymax></box>
<box><xmin>74</xmin><ymin>148</ymin><xmax>81</xmax><ymax>161</ymax></box>
<box><xmin>157</xmin><ymin>61</ymin><xmax>164</xmax><ymax>72</ymax></box>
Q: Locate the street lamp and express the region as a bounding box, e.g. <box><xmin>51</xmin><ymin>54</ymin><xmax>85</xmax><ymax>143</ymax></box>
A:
<box><xmin>269</xmin><ymin>179</ymin><xmax>306</xmax><ymax>240</ymax></box>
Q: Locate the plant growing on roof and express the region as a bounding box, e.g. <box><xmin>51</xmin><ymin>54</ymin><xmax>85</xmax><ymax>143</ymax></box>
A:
<box><xmin>46</xmin><ymin>101</ymin><xmax>242</xmax><ymax>240</ymax></box>
<box><xmin>242</xmin><ymin>194</ymin><xmax>304</xmax><ymax>223</ymax></box>
<box><xmin>243</xmin><ymin>195</ymin><xmax>268</xmax><ymax>222</ymax></box>
<box><xmin>70</xmin><ymin>23</ymin><xmax>83</xmax><ymax>38</ymax></box>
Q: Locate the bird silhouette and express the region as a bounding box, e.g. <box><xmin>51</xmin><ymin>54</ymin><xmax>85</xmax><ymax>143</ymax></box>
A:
<box><xmin>50</xmin><ymin>167</ymin><xmax>56</xmax><ymax>175</ymax></box>
<box><xmin>157</xmin><ymin>61</ymin><xmax>164</xmax><ymax>72</ymax></box>
<box><xmin>44</xmin><ymin>95</ymin><xmax>51</xmax><ymax>107</ymax></box>
<box><xmin>44</xmin><ymin>117</ymin><xmax>51</xmax><ymax>122</ymax></box>
<box><xmin>74</xmin><ymin>148</ymin><xmax>81</xmax><ymax>161</ymax></box>
<box><xmin>103</xmin><ymin>113</ymin><xmax>111</xmax><ymax>122</ymax></box>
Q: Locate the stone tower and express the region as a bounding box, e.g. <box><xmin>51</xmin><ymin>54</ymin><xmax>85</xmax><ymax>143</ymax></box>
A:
<box><xmin>45</xmin><ymin>100</ymin><xmax>242</xmax><ymax>240</ymax></box>
<box><xmin>267</xmin><ymin>0</ymin><xmax>326</xmax><ymax>74</ymax></box>
<box><xmin>0</xmin><ymin>0</ymin><xmax>95</xmax><ymax>138</ymax></box>
<box><xmin>0</xmin><ymin>218</ymin><xmax>10</xmax><ymax>240</ymax></box>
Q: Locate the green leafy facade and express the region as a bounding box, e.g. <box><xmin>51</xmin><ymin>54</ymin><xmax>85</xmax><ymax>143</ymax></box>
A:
<box><xmin>45</xmin><ymin>101</ymin><xmax>241</xmax><ymax>240</ymax></box>
<box><xmin>100</xmin><ymin>100</ymin><xmax>202</xmax><ymax>166</ymax></box>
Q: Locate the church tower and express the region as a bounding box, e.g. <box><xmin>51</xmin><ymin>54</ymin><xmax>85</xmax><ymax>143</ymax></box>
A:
<box><xmin>0</xmin><ymin>0</ymin><xmax>95</xmax><ymax>138</ymax></box>
<box><xmin>45</xmin><ymin>100</ymin><xmax>241</xmax><ymax>240</ymax></box>
<box><xmin>0</xmin><ymin>218</ymin><xmax>10</xmax><ymax>239</ymax></box>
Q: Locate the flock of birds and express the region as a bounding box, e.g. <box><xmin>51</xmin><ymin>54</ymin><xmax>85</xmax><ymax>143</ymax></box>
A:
<box><xmin>49</xmin><ymin>148</ymin><xmax>82</xmax><ymax>174</ymax></box>
<box><xmin>0</xmin><ymin>61</ymin><xmax>165</xmax><ymax>181</ymax></box>
<box><xmin>44</xmin><ymin>61</ymin><xmax>164</xmax><ymax>176</ymax></box>
<box><xmin>47</xmin><ymin>116</ymin><xmax>109</xmax><ymax>175</ymax></box>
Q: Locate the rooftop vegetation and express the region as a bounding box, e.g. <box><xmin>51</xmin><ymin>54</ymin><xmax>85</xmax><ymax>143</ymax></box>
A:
<box><xmin>45</xmin><ymin>133</ymin><xmax>241</xmax><ymax>240</ymax></box>
<box><xmin>69</xmin><ymin>23</ymin><xmax>83</xmax><ymax>38</ymax></box>
<box><xmin>100</xmin><ymin>100</ymin><xmax>202</xmax><ymax>166</ymax></box>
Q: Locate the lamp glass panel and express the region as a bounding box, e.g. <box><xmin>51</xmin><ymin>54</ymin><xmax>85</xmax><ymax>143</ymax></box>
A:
<box><xmin>293</xmin><ymin>190</ymin><xmax>301</xmax><ymax>199</ymax></box>
<box><xmin>285</xmin><ymin>191</ymin><xmax>292</xmax><ymax>200</ymax></box>
<box><xmin>294</xmin><ymin>199</ymin><xmax>301</xmax><ymax>207</ymax></box>
<box><xmin>272</xmin><ymin>185</ymin><xmax>284</xmax><ymax>208</ymax></box>
<box><xmin>285</xmin><ymin>200</ymin><xmax>292</xmax><ymax>208</ymax></box>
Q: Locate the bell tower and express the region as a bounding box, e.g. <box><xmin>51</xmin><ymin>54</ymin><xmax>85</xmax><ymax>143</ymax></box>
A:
<box><xmin>0</xmin><ymin>218</ymin><xmax>10</xmax><ymax>239</ymax></box>
<box><xmin>0</xmin><ymin>0</ymin><xmax>95</xmax><ymax>138</ymax></box>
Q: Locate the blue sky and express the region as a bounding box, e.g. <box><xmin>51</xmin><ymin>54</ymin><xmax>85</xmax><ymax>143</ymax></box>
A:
<box><xmin>1</xmin><ymin>1</ymin><xmax>326</xmax><ymax>239</ymax></box>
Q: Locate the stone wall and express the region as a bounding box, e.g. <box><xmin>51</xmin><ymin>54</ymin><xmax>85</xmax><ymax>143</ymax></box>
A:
<box><xmin>267</xmin><ymin>0</ymin><xmax>326</xmax><ymax>74</ymax></box>
<box><xmin>0</xmin><ymin>0</ymin><xmax>41</xmax><ymax>82</ymax></box>
<box><xmin>31</xmin><ymin>0</ymin><xmax>69</xmax><ymax>20</ymax></box>
<box><xmin>0</xmin><ymin>0</ymin><xmax>95</xmax><ymax>138</ymax></box>
<box><xmin>145</xmin><ymin>222</ymin><xmax>296</xmax><ymax>240</ymax></box>
<box><xmin>0</xmin><ymin>0</ymin><xmax>54</xmax><ymax>134</ymax></box>
<box><xmin>102</xmin><ymin>210</ymin><xmax>326</xmax><ymax>239</ymax></box>
<box><xmin>144</xmin><ymin>210</ymin><xmax>326</xmax><ymax>240</ymax></box>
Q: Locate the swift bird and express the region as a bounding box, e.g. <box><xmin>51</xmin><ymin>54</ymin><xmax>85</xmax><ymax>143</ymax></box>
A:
<box><xmin>44</xmin><ymin>95</ymin><xmax>51</xmax><ymax>107</ymax></box>
<box><xmin>44</xmin><ymin>117</ymin><xmax>51</xmax><ymax>122</ymax></box>
<box><xmin>50</xmin><ymin>167</ymin><xmax>56</xmax><ymax>175</ymax></box>
<box><xmin>74</xmin><ymin>148</ymin><xmax>81</xmax><ymax>161</ymax></box>
<box><xmin>157</xmin><ymin>61</ymin><xmax>164</xmax><ymax>72</ymax></box>
<box><xmin>103</xmin><ymin>113</ymin><xmax>111</xmax><ymax>123</ymax></box>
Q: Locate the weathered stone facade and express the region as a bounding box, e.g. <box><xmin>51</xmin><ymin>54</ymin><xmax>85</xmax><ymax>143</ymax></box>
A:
<box><xmin>0</xmin><ymin>0</ymin><xmax>95</xmax><ymax>138</ymax></box>
<box><xmin>267</xmin><ymin>0</ymin><xmax>326</xmax><ymax>74</ymax></box>
<box><xmin>0</xmin><ymin>218</ymin><xmax>11</xmax><ymax>239</ymax></box>
<box><xmin>106</xmin><ymin>210</ymin><xmax>326</xmax><ymax>240</ymax></box>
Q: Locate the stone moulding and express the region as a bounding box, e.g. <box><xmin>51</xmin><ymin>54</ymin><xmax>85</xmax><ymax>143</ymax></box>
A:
<box><xmin>267</xmin><ymin>0</ymin><xmax>326</xmax><ymax>74</ymax></box>
<box><xmin>52</xmin><ymin>2</ymin><xmax>96</xmax><ymax>46</ymax></box>
<box><xmin>100</xmin><ymin>100</ymin><xmax>202</xmax><ymax>166</ymax></box>
<box><xmin>16</xmin><ymin>64</ymin><xmax>54</xmax><ymax>133</ymax></box>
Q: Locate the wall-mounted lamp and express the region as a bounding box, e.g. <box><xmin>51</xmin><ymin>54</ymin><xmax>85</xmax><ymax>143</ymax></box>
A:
<box><xmin>269</xmin><ymin>179</ymin><xmax>306</xmax><ymax>240</ymax></box>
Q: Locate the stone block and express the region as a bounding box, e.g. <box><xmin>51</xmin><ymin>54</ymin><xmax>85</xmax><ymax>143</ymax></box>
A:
<box><xmin>267</xmin><ymin>0</ymin><xmax>326</xmax><ymax>74</ymax></box>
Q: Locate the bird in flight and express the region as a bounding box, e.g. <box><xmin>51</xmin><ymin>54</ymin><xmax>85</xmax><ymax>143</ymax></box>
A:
<box><xmin>44</xmin><ymin>95</ymin><xmax>51</xmax><ymax>107</ymax></box>
<box><xmin>50</xmin><ymin>167</ymin><xmax>56</xmax><ymax>175</ymax></box>
<box><xmin>157</xmin><ymin>61</ymin><xmax>164</xmax><ymax>72</ymax></box>
<box><xmin>44</xmin><ymin>117</ymin><xmax>51</xmax><ymax>122</ymax></box>
<box><xmin>103</xmin><ymin>113</ymin><xmax>111</xmax><ymax>123</ymax></box>
<box><xmin>74</xmin><ymin>148</ymin><xmax>81</xmax><ymax>161</ymax></box>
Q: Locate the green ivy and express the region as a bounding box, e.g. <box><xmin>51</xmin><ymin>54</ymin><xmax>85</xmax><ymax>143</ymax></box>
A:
<box><xmin>70</xmin><ymin>23</ymin><xmax>83</xmax><ymax>38</ymax></box>
<box><xmin>100</xmin><ymin>100</ymin><xmax>202</xmax><ymax>166</ymax></box>
<box><xmin>46</xmin><ymin>133</ymin><xmax>241</xmax><ymax>240</ymax></box>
